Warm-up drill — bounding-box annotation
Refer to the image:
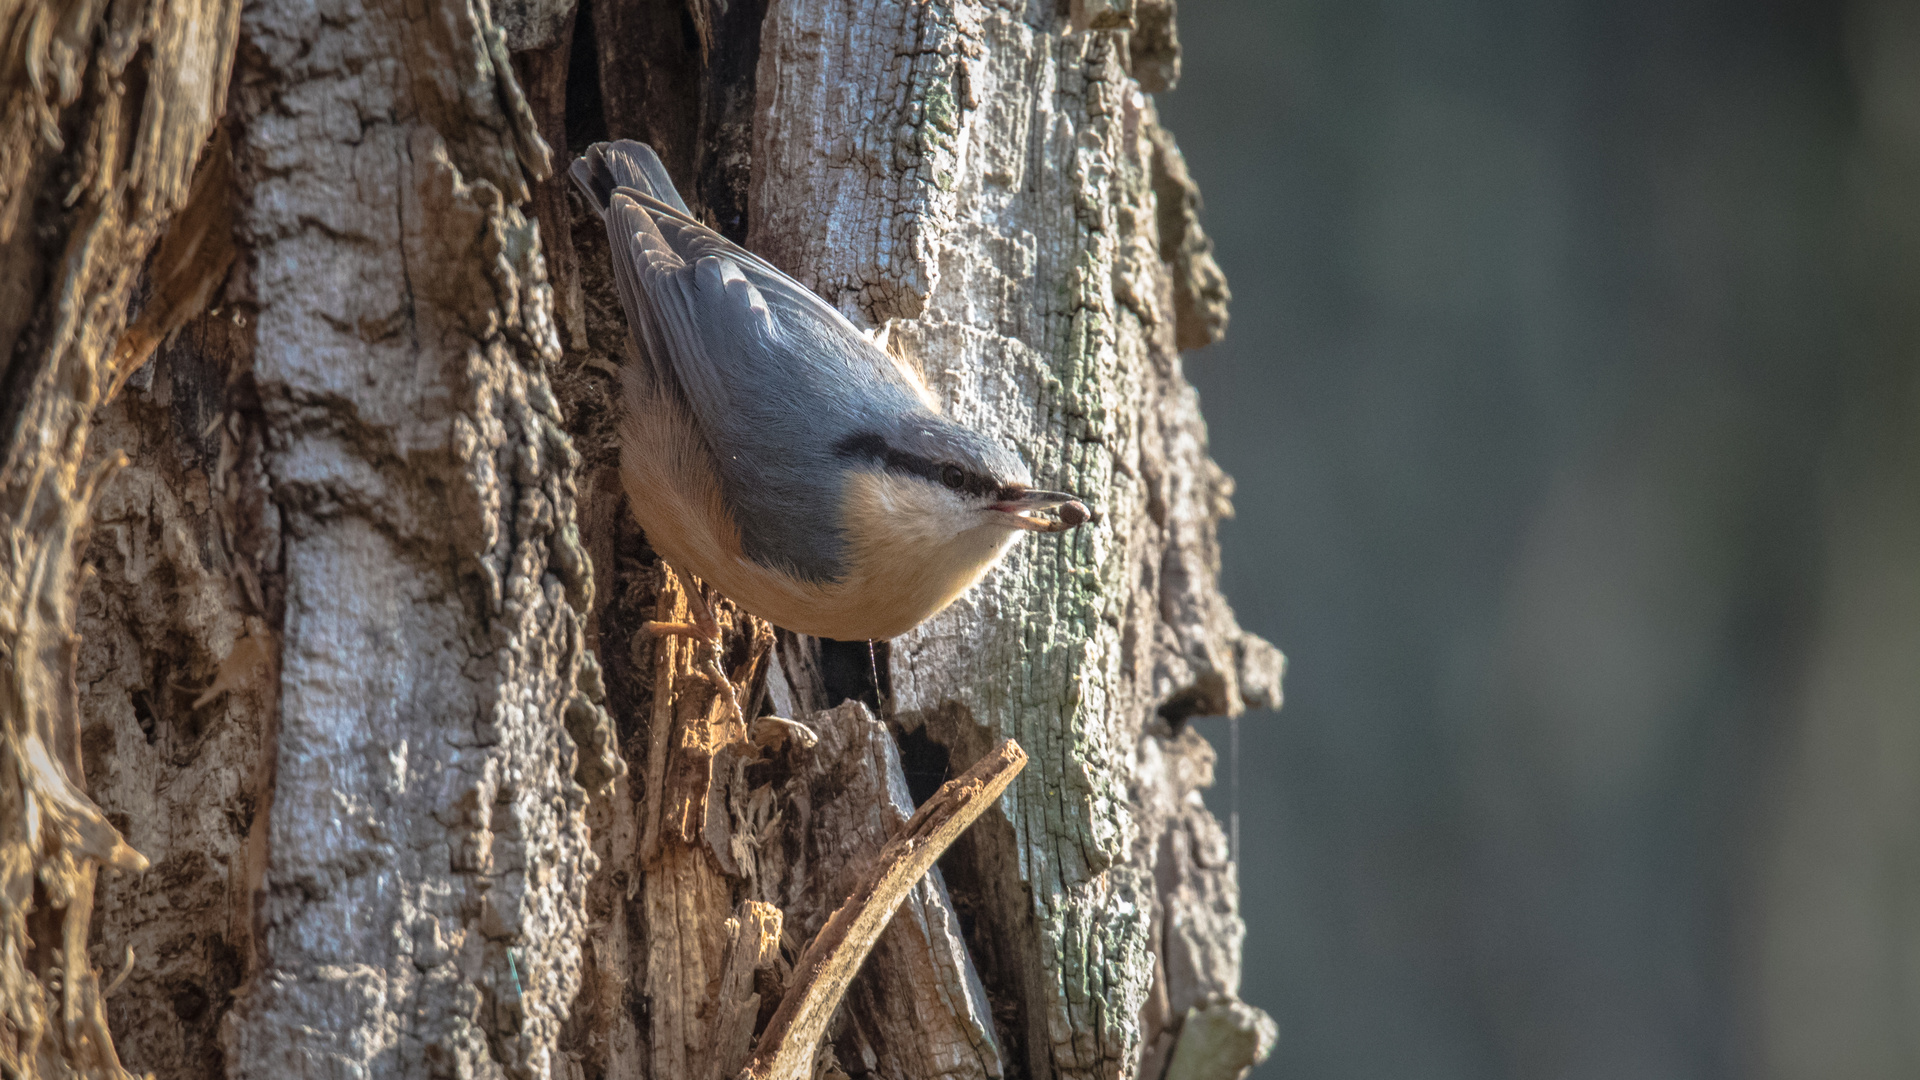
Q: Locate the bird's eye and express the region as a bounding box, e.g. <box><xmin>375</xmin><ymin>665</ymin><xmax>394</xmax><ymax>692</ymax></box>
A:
<box><xmin>941</xmin><ymin>465</ymin><xmax>966</xmax><ymax>490</ymax></box>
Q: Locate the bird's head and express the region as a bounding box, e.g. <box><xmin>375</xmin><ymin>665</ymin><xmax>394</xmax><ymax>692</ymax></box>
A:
<box><xmin>833</xmin><ymin>418</ymin><xmax>1090</xmax><ymax>550</ymax></box>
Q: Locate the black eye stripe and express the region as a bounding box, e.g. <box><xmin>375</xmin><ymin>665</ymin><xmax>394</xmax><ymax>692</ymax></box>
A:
<box><xmin>834</xmin><ymin>431</ymin><xmax>1001</xmax><ymax>497</ymax></box>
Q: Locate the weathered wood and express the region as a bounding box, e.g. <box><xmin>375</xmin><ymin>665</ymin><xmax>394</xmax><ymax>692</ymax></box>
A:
<box><xmin>743</xmin><ymin>738</ymin><xmax>1029</xmax><ymax>1080</ymax></box>
<box><xmin>83</xmin><ymin>306</ymin><xmax>282</xmax><ymax>1079</ymax></box>
<box><xmin>638</xmin><ymin>569</ymin><xmax>761</xmax><ymax>1080</ymax></box>
<box><xmin>103</xmin><ymin>131</ymin><xmax>237</xmax><ymax>403</ymax></box>
<box><xmin>708</xmin><ymin>900</ymin><xmax>785</xmax><ymax>1080</ymax></box>
<box><xmin>1161</xmin><ymin>1001</ymin><xmax>1278</xmax><ymax>1080</ymax></box>
<box><xmin>559</xmin><ymin>493</ymin><xmax>659</xmax><ymax>1080</ymax></box>
<box><xmin>206</xmin><ymin>0</ymin><xmax>604</xmax><ymax>1073</ymax></box>
<box><xmin>0</xmin><ymin>0</ymin><xmax>241</xmax><ymax>1073</ymax></box>
<box><xmin>1133</xmin><ymin>727</ymin><xmax>1272</xmax><ymax>1079</ymax></box>
<box><xmin>750</xmin><ymin>2</ymin><xmax>1280</xmax><ymax>1076</ymax></box>
<box><xmin>769</xmin><ymin>690</ymin><xmax>1006</xmax><ymax>1080</ymax></box>
<box><xmin>41</xmin><ymin>0</ymin><xmax>1275</xmax><ymax>1074</ymax></box>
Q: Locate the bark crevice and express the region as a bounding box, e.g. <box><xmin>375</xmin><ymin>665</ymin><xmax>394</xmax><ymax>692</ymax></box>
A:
<box><xmin>29</xmin><ymin>1</ymin><xmax>1280</xmax><ymax>1077</ymax></box>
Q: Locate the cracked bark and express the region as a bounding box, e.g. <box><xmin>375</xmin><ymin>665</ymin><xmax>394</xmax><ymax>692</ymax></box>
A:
<box><xmin>24</xmin><ymin>0</ymin><xmax>1277</xmax><ymax>1076</ymax></box>
<box><xmin>59</xmin><ymin>0</ymin><xmax>607</xmax><ymax>1074</ymax></box>
<box><xmin>2</xmin><ymin>0</ymin><xmax>239</xmax><ymax>1074</ymax></box>
<box><xmin>547</xmin><ymin>1</ymin><xmax>1278</xmax><ymax>1076</ymax></box>
<box><xmin>749</xmin><ymin>2</ymin><xmax>1279</xmax><ymax>1076</ymax></box>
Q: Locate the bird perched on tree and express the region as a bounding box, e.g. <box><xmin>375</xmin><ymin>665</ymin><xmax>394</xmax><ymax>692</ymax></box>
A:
<box><xmin>570</xmin><ymin>140</ymin><xmax>1089</xmax><ymax>643</ymax></box>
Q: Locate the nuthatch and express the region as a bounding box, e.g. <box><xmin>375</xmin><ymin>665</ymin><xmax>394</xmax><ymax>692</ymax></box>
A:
<box><xmin>571</xmin><ymin>141</ymin><xmax>1089</xmax><ymax>642</ymax></box>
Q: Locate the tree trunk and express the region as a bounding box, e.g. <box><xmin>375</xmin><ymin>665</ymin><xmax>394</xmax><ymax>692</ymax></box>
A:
<box><xmin>744</xmin><ymin>3</ymin><xmax>1279</xmax><ymax>1076</ymax></box>
<box><xmin>2</xmin><ymin>0</ymin><xmax>239</xmax><ymax>1074</ymax></box>
<box><xmin>9</xmin><ymin>0</ymin><xmax>1279</xmax><ymax>1076</ymax></box>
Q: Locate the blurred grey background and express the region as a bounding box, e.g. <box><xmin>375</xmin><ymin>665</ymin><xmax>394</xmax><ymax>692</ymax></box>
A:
<box><xmin>1156</xmin><ymin>1</ymin><xmax>1920</xmax><ymax>1077</ymax></box>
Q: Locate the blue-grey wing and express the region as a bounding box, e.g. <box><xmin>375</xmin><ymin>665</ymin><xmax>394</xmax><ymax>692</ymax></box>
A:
<box><xmin>571</xmin><ymin>141</ymin><xmax>925</xmax><ymax>427</ymax></box>
<box><xmin>627</xmin><ymin>198</ymin><xmax>929</xmax><ymax>416</ymax></box>
<box><xmin>574</xmin><ymin>141</ymin><xmax>931</xmax><ymax>581</ymax></box>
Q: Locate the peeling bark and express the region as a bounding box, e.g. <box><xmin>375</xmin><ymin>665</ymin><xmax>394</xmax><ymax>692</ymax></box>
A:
<box><xmin>38</xmin><ymin>0</ymin><xmax>1275</xmax><ymax>1076</ymax></box>
<box><xmin>1</xmin><ymin>0</ymin><xmax>240</xmax><ymax>1073</ymax></box>
<box><xmin>749</xmin><ymin>2</ymin><xmax>1278</xmax><ymax>1076</ymax></box>
<box><xmin>206</xmin><ymin>0</ymin><xmax>605</xmax><ymax>1072</ymax></box>
<box><xmin>743</xmin><ymin>736</ymin><xmax>1027</xmax><ymax>1080</ymax></box>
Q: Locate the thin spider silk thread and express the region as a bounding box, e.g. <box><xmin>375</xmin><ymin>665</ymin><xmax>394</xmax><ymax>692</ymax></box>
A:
<box><xmin>1230</xmin><ymin>712</ymin><xmax>1241</xmax><ymax>866</ymax></box>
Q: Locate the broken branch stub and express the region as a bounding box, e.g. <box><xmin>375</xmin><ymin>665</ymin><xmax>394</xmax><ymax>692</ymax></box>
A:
<box><xmin>739</xmin><ymin>737</ymin><xmax>1030</xmax><ymax>1080</ymax></box>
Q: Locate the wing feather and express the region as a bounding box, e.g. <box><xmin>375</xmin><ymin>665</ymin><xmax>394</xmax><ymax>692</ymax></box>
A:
<box><xmin>595</xmin><ymin>181</ymin><xmax>931</xmax><ymax>440</ymax></box>
<box><xmin>577</xmin><ymin>139</ymin><xmax>945</xmax><ymax>581</ymax></box>
<box><xmin>567</xmin><ymin>140</ymin><xmax>692</xmax><ymax>219</ymax></box>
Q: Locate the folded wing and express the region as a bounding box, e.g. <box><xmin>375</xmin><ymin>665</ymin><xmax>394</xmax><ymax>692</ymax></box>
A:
<box><xmin>569</xmin><ymin>140</ymin><xmax>941</xmax><ymax>582</ymax></box>
<box><xmin>567</xmin><ymin>140</ymin><xmax>929</xmax><ymax>450</ymax></box>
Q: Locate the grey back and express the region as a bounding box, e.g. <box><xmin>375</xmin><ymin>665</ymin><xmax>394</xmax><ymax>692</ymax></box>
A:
<box><xmin>570</xmin><ymin>140</ymin><xmax>953</xmax><ymax>583</ymax></box>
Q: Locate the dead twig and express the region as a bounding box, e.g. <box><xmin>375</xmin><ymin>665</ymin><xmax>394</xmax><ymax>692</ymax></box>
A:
<box><xmin>737</xmin><ymin>738</ymin><xmax>1029</xmax><ymax>1080</ymax></box>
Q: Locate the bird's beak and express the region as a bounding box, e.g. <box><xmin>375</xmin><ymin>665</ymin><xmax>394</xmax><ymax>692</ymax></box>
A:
<box><xmin>990</xmin><ymin>488</ymin><xmax>1092</xmax><ymax>533</ymax></box>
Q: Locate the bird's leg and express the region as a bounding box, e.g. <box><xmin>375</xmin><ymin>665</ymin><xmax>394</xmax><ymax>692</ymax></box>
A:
<box><xmin>644</xmin><ymin>565</ymin><xmax>747</xmax><ymax>725</ymax></box>
<box><xmin>699</xmin><ymin>651</ymin><xmax>746</xmax><ymax>727</ymax></box>
<box><xmin>736</xmin><ymin>628</ymin><xmax>816</xmax><ymax>750</ymax></box>
<box><xmin>750</xmin><ymin>714</ymin><xmax>819</xmax><ymax>751</ymax></box>
<box><xmin>642</xmin><ymin>569</ymin><xmax>721</xmax><ymax>640</ymax></box>
<box><xmin>685</xmin><ymin>583</ymin><xmax>748</xmax><ymax>725</ymax></box>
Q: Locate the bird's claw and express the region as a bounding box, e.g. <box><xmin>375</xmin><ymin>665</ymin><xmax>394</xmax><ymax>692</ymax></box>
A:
<box><xmin>751</xmin><ymin>715</ymin><xmax>819</xmax><ymax>751</ymax></box>
<box><xmin>643</xmin><ymin>620</ymin><xmax>710</xmax><ymax>640</ymax></box>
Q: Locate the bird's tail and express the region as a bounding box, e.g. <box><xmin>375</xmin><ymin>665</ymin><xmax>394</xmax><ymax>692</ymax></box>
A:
<box><xmin>567</xmin><ymin>140</ymin><xmax>693</xmax><ymax>220</ymax></box>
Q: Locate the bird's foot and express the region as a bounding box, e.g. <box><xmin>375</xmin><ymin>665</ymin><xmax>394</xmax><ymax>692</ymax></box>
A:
<box><xmin>643</xmin><ymin>619</ymin><xmax>701</xmax><ymax>639</ymax></box>
<box><xmin>697</xmin><ymin>653</ymin><xmax>747</xmax><ymax>726</ymax></box>
<box><xmin>647</xmin><ymin>623</ymin><xmax>748</xmax><ymax>726</ymax></box>
<box><xmin>650</xmin><ymin>563</ymin><xmax>725</xmax><ymax>640</ymax></box>
<box><xmin>643</xmin><ymin>620</ymin><xmax>711</xmax><ymax>640</ymax></box>
<box><xmin>750</xmin><ymin>715</ymin><xmax>819</xmax><ymax>752</ymax></box>
<box><xmin>654</xmin><ymin>563</ymin><xmax>753</xmax><ymax>726</ymax></box>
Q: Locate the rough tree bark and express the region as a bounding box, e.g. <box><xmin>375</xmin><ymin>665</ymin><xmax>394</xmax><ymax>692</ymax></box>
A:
<box><xmin>2</xmin><ymin>0</ymin><xmax>238</xmax><ymax>1074</ymax></box>
<box><xmin>743</xmin><ymin>3</ymin><xmax>1279</xmax><ymax>1076</ymax></box>
<box><xmin>5</xmin><ymin>0</ymin><xmax>1279</xmax><ymax>1076</ymax></box>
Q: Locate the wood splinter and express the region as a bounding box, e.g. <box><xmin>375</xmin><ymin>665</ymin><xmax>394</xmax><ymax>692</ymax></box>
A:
<box><xmin>736</xmin><ymin>737</ymin><xmax>1030</xmax><ymax>1080</ymax></box>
